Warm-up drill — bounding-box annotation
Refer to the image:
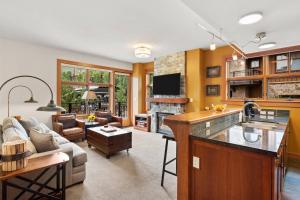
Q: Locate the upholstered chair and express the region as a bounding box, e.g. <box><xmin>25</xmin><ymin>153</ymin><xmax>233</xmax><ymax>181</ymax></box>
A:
<box><xmin>94</xmin><ymin>111</ymin><xmax>123</xmax><ymax>128</ymax></box>
<box><xmin>52</xmin><ymin>113</ymin><xmax>85</xmax><ymax>141</ymax></box>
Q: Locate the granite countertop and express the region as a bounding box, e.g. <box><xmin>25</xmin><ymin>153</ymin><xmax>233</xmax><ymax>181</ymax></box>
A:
<box><xmin>164</xmin><ymin>109</ymin><xmax>241</xmax><ymax>125</ymax></box>
<box><xmin>191</xmin><ymin>115</ymin><xmax>289</xmax><ymax>156</ymax></box>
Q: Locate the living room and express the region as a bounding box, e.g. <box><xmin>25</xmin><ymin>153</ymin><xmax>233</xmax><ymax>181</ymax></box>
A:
<box><xmin>1</xmin><ymin>0</ymin><xmax>300</xmax><ymax>200</ymax></box>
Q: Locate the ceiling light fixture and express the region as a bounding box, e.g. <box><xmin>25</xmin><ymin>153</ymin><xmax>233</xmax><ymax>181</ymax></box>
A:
<box><xmin>210</xmin><ymin>34</ymin><xmax>216</xmax><ymax>51</ymax></box>
<box><xmin>258</xmin><ymin>42</ymin><xmax>276</xmax><ymax>49</ymax></box>
<box><xmin>134</xmin><ymin>46</ymin><xmax>151</xmax><ymax>58</ymax></box>
<box><xmin>239</xmin><ymin>12</ymin><xmax>263</xmax><ymax>25</ymax></box>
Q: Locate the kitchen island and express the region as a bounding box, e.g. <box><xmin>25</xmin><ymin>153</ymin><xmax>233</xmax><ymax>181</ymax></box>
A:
<box><xmin>164</xmin><ymin>109</ymin><xmax>289</xmax><ymax>200</ymax></box>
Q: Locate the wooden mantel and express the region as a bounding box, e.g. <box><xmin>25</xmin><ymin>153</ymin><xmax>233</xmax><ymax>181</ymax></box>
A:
<box><xmin>148</xmin><ymin>97</ymin><xmax>190</xmax><ymax>104</ymax></box>
<box><xmin>164</xmin><ymin>109</ymin><xmax>242</xmax><ymax>200</ymax></box>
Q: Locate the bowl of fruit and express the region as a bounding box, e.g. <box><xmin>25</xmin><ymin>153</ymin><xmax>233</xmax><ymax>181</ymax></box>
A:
<box><xmin>211</xmin><ymin>104</ymin><xmax>227</xmax><ymax>112</ymax></box>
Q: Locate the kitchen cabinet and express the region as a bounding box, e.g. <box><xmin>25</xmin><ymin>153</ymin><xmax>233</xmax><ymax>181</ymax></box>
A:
<box><xmin>190</xmin><ymin>133</ymin><xmax>288</xmax><ymax>200</ymax></box>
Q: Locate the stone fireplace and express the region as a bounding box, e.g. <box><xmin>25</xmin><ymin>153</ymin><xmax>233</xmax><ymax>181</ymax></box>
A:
<box><xmin>150</xmin><ymin>52</ymin><xmax>187</xmax><ymax>132</ymax></box>
<box><xmin>156</xmin><ymin>112</ymin><xmax>174</xmax><ymax>134</ymax></box>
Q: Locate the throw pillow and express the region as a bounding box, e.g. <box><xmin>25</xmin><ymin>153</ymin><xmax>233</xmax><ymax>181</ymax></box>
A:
<box><xmin>98</xmin><ymin>112</ymin><xmax>113</xmax><ymax>123</ymax></box>
<box><xmin>18</xmin><ymin>117</ymin><xmax>40</xmax><ymax>135</ymax></box>
<box><xmin>32</xmin><ymin>123</ymin><xmax>51</xmax><ymax>133</ymax></box>
<box><xmin>30</xmin><ymin>129</ymin><xmax>59</xmax><ymax>153</ymax></box>
<box><xmin>2</xmin><ymin>118</ymin><xmax>29</xmax><ymax>139</ymax></box>
<box><xmin>3</xmin><ymin>126</ymin><xmax>29</xmax><ymax>141</ymax></box>
<box><xmin>59</xmin><ymin>119</ymin><xmax>77</xmax><ymax>129</ymax></box>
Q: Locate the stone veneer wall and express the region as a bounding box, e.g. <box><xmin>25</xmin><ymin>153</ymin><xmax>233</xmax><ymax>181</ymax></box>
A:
<box><xmin>150</xmin><ymin>52</ymin><xmax>186</xmax><ymax>132</ymax></box>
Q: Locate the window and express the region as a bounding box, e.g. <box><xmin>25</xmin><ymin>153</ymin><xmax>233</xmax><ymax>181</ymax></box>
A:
<box><xmin>61</xmin><ymin>65</ymin><xmax>86</xmax><ymax>82</ymax></box>
<box><xmin>291</xmin><ymin>52</ymin><xmax>300</xmax><ymax>71</ymax></box>
<box><xmin>114</xmin><ymin>73</ymin><xmax>129</xmax><ymax>118</ymax></box>
<box><xmin>58</xmin><ymin>60</ymin><xmax>131</xmax><ymax>120</ymax></box>
<box><xmin>89</xmin><ymin>69</ymin><xmax>110</xmax><ymax>84</ymax></box>
<box><xmin>61</xmin><ymin>84</ymin><xmax>87</xmax><ymax>114</ymax></box>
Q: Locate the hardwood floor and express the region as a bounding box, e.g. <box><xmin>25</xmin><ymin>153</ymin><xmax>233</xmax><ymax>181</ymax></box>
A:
<box><xmin>283</xmin><ymin>167</ymin><xmax>300</xmax><ymax>200</ymax></box>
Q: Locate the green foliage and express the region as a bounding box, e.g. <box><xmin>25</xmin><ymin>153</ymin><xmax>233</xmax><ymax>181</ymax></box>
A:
<box><xmin>61</xmin><ymin>66</ymin><xmax>86</xmax><ymax>82</ymax></box>
<box><xmin>61</xmin><ymin>85</ymin><xmax>85</xmax><ymax>109</ymax></box>
<box><xmin>89</xmin><ymin>70</ymin><xmax>110</xmax><ymax>83</ymax></box>
<box><xmin>115</xmin><ymin>75</ymin><xmax>128</xmax><ymax>103</ymax></box>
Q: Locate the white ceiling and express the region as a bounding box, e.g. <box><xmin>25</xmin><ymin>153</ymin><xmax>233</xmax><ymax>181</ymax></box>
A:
<box><xmin>0</xmin><ymin>0</ymin><xmax>299</xmax><ymax>63</ymax></box>
<box><xmin>182</xmin><ymin>0</ymin><xmax>300</xmax><ymax>54</ymax></box>
<box><xmin>0</xmin><ymin>0</ymin><xmax>221</xmax><ymax>63</ymax></box>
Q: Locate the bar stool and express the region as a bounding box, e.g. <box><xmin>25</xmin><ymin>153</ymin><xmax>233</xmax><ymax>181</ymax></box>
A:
<box><xmin>161</xmin><ymin>134</ymin><xmax>177</xmax><ymax>187</ymax></box>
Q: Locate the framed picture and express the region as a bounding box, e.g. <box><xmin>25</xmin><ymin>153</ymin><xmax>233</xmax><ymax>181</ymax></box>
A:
<box><xmin>206</xmin><ymin>85</ymin><xmax>220</xmax><ymax>96</ymax></box>
<box><xmin>206</xmin><ymin>66</ymin><xmax>221</xmax><ymax>78</ymax></box>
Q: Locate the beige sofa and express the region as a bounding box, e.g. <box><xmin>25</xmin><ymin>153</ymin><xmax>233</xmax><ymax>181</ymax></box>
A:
<box><xmin>0</xmin><ymin>117</ymin><xmax>87</xmax><ymax>199</ymax></box>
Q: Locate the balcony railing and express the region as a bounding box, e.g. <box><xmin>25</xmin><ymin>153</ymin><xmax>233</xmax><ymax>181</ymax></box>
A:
<box><xmin>229</xmin><ymin>68</ymin><xmax>262</xmax><ymax>78</ymax></box>
<box><xmin>114</xmin><ymin>102</ymin><xmax>128</xmax><ymax>118</ymax></box>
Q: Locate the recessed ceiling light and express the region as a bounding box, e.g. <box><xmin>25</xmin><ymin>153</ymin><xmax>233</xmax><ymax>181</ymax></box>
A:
<box><xmin>134</xmin><ymin>46</ymin><xmax>151</xmax><ymax>58</ymax></box>
<box><xmin>258</xmin><ymin>42</ymin><xmax>276</xmax><ymax>49</ymax></box>
<box><xmin>239</xmin><ymin>12</ymin><xmax>263</xmax><ymax>25</ymax></box>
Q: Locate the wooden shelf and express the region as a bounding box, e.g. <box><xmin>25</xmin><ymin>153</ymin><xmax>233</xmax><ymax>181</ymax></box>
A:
<box><xmin>148</xmin><ymin>98</ymin><xmax>190</xmax><ymax>104</ymax></box>
<box><xmin>134</xmin><ymin>114</ymin><xmax>151</xmax><ymax>132</ymax></box>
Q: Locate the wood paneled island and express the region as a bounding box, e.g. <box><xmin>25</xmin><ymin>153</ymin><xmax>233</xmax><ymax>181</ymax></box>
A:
<box><xmin>164</xmin><ymin>109</ymin><xmax>289</xmax><ymax>200</ymax></box>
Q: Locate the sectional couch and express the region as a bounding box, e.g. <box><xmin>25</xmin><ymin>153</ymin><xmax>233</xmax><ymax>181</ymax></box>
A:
<box><xmin>0</xmin><ymin>117</ymin><xmax>87</xmax><ymax>199</ymax></box>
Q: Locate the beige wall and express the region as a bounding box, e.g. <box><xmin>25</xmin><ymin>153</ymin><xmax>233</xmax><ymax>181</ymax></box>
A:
<box><xmin>0</xmin><ymin>38</ymin><xmax>131</xmax><ymax>126</ymax></box>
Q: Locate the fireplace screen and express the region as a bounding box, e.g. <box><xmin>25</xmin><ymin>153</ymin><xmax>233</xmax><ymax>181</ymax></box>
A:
<box><xmin>156</xmin><ymin>112</ymin><xmax>174</xmax><ymax>134</ymax></box>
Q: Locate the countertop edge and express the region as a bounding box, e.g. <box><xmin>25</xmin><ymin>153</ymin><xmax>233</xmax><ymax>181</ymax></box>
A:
<box><xmin>164</xmin><ymin>109</ymin><xmax>242</xmax><ymax>125</ymax></box>
<box><xmin>190</xmin><ymin>135</ymin><xmax>279</xmax><ymax>157</ymax></box>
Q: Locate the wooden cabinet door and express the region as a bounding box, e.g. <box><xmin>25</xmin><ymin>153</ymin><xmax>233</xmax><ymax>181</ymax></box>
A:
<box><xmin>227</xmin><ymin>149</ymin><xmax>272</xmax><ymax>200</ymax></box>
<box><xmin>191</xmin><ymin>140</ymin><xmax>228</xmax><ymax>200</ymax></box>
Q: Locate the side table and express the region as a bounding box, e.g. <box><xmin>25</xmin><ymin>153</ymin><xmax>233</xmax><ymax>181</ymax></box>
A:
<box><xmin>84</xmin><ymin>121</ymin><xmax>100</xmax><ymax>139</ymax></box>
<box><xmin>0</xmin><ymin>152</ymin><xmax>69</xmax><ymax>200</ymax></box>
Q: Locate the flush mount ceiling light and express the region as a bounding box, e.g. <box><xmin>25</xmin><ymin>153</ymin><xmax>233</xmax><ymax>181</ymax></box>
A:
<box><xmin>258</xmin><ymin>42</ymin><xmax>276</xmax><ymax>49</ymax></box>
<box><xmin>134</xmin><ymin>46</ymin><xmax>151</xmax><ymax>58</ymax></box>
<box><xmin>239</xmin><ymin>12</ymin><xmax>263</xmax><ymax>25</ymax></box>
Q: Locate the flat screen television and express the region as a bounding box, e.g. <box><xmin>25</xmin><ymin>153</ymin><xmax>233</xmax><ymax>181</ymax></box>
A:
<box><xmin>153</xmin><ymin>73</ymin><xmax>181</xmax><ymax>95</ymax></box>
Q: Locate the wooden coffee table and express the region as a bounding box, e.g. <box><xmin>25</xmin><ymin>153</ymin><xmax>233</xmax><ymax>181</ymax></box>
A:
<box><xmin>87</xmin><ymin>126</ymin><xmax>132</xmax><ymax>158</ymax></box>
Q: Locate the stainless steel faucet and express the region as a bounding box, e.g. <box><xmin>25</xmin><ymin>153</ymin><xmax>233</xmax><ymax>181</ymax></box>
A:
<box><xmin>242</xmin><ymin>102</ymin><xmax>261</xmax><ymax>123</ymax></box>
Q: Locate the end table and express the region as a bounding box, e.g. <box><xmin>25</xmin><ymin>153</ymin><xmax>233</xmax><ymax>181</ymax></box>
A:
<box><xmin>0</xmin><ymin>152</ymin><xmax>69</xmax><ymax>200</ymax></box>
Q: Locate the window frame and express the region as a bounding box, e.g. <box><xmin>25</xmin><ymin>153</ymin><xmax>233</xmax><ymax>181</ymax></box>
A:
<box><xmin>57</xmin><ymin>59</ymin><xmax>132</xmax><ymax>124</ymax></box>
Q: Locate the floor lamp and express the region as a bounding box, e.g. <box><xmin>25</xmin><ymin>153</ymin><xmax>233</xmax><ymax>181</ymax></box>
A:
<box><xmin>82</xmin><ymin>90</ymin><xmax>97</xmax><ymax>114</ymax></box>
<box><xmin>7</xmin><ymin>85</ymin><xmax>38</xmax><ymax>117</ymax></box>
<box><xmin>0</xmin><ymin>75</ymin><xmax>65</xmax><ymax>112</ymax></box>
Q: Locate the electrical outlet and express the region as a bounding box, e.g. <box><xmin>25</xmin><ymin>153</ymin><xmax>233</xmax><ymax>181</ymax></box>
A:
<box><xmin>206</xmin><ymin>122</ymin><xmax>210</xmax><ymax>128</ymax></box>
<box><xmin>193</xmin><ymin>156</ymin><xmax>200</xmax><ymax>169</ymax></box>
<box><xmin>206</xmin><ymin>129</ymin><xmax>210</xmax><ymax>136</ymax></box>
<box><xmin>260</xmin><ymin>111</ymin><xmax>266</xmax><ymax>115</ymax></box>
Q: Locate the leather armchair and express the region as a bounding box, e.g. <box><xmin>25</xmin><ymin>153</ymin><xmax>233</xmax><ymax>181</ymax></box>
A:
<box><xmin>95</xmin><ymin>111</ymin><xmax>123</xmax><ymax>128</ymax></box>
<box><xmin>52</xmin><ymin>113</ymin><xmax>85</xmax><ymax>141</ymax></box>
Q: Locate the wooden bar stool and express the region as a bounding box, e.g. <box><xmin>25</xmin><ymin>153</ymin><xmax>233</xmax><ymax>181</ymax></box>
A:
<box><xmin>161</xmin><ymin>134</ymin><xmax>177</xmax><ymax>187</ymax></box>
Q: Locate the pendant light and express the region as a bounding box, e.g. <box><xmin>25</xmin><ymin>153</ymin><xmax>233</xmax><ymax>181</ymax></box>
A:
<box><xmin>210</xmin><ymin>34</ymin><xmax>216</xmax><ymax>51</ymax></box>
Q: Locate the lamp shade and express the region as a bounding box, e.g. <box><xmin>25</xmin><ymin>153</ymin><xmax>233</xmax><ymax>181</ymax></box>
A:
<box><xmin>82</xmin><ymin>91</ymin><xmax>97</xmax><ymax>100</ymax></box>
<box><xmin>37</xmin><ymin>100</ymin><xmax>66</xmax><ymax>112</ymax></box>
